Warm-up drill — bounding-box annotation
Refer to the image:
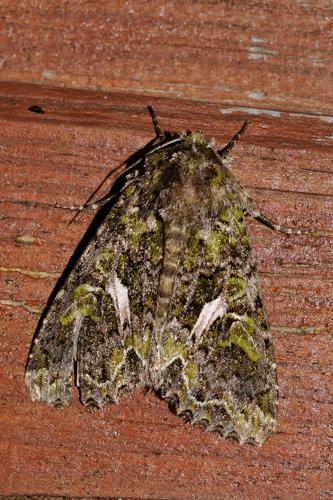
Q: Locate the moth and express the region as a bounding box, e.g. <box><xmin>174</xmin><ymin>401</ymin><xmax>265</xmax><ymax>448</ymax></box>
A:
<box><xmin>26</xmin><ymin>106</ymin><xmax>295</xmax><ymax>446</ymax></box>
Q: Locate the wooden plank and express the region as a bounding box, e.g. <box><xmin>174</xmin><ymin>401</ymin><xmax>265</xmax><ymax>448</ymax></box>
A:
<box><xmin>0</xmin><ymin>82</ymin><xmax>332</xmax><ymax>498</ymax></box>
<box><xmin>0</xmin><ymin>1</ymin><xmax>332</xmax><ymax>115</ymax></box>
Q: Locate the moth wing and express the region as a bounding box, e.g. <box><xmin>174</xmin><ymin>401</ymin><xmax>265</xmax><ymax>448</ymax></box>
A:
<box><xmin>26</xmin><ymin>180</ymin><xmax>163</xmax><ymax>407</ymax></box>
<box><xmin>156</xmin><ymin>207</ymin><xmax>277</xmax><ymax>446</ymax></box>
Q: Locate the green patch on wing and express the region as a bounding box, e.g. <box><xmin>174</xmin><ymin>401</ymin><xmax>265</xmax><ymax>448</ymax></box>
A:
<box><xmin>95</xmin><ymin>251</ymin><xmax>115</xmax><ymax>277</ymax></box>
<box><xmin>60</xmin><ymin>284</ymin><xmax>102</xmax><ymax>326</ymax></box>
<box><xmin>162</xmin><ymin>334</ymin><xmax>188</xmax><ymax>363</ymax></box>
<box><xmin>146</xmin><ymin>216</ymin><xmax>163</xmax><ymax>265</ymax></box>
<box><xmin>227</xmin><ymin>276</ymin><xmax>247</xmax><ymax>302</ymax></box>
<box><xmin>211</xmin><ymin>168</ymin><xmax>227</xmax><ymax>189</ymax></box>
<box><xmin>184</xmin><ymin>361</ymin><xmax>198</xmax><ymax>389</ymax></box>
<box><xmin>220</xmin><ymin>206</ymin><xmax>231</xmax><ymax>222</ymax></box>
<box><xmin>125</xmin><ymin>328</ymin><xmax>152</xmax><ymax>361</ymax></box>
<box><xmin>121</xmin><ymin>211</ymin><xmax>148</xmax><ymax>248</ymax></box>
<box><xmin>219</xmin><ymin>319</ymin><xmax>260</xmax><ymax>362</ymax></box>
<box><xmin>205</xmin><ymin>230</ymin><xmax>227</xmax><ymax>265</ymax></box>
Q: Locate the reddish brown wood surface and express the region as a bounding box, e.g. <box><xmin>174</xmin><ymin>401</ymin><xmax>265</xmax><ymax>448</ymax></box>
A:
<box><xmin>0</xmin><ymin>1</ymin><xmax>332</xmax><ymax>115</ymax></box>
<box><xmin>0</xmin><ymin>82</ymin><xmax>332</xmax><ymax>498</ymax></box>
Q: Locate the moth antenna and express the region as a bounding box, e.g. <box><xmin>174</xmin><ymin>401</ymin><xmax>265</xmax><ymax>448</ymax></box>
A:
<box><xmin>218</xmin><ymin>120</ymin><xmax>250</xmax><ymax>158</ymax></box>
<box><xmin>147</xmin><ymin>105</ymin><xmax>162</xmax><ymax>138</ymax></box>
<box><xmin>67</xmin><ymin>161</ymin><xmax>127</xmax><ymax>226</ymax></box>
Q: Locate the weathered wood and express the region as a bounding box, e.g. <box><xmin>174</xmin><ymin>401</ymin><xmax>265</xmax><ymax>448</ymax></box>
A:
<box><xmin>0</xmin><ymin>82</ymin><xmax>332</xmax><ymax>498</ymax></box>
<box><xmin>0</xmin><ymin>1</ymin><xmax>332</xmax><ymax>115</ymax></box>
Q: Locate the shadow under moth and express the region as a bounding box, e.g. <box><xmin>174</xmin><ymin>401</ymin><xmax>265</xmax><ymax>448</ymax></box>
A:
<box><xmin>26</xmin><ymin>106</ymin><xmax>297</xmax><ymax>446</ymax></box>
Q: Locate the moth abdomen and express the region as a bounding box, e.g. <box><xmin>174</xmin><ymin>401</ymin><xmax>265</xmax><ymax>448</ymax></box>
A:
<box><xmin>155</xmin><ymin>220</ymin><xmax>188</xmax><ymax>320</ymax></box>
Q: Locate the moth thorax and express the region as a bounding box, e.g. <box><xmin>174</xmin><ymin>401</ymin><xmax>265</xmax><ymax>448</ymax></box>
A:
<box><xmin>181</xmin><ymin>182</ymin><xmax>201</xmax><ymax>205</ymax></box>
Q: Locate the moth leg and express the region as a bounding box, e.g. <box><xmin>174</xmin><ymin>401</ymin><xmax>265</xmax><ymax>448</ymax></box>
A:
<box><xmin>246</xmin><ymin>207</ymin><xmax>301</xmax><ymax>235</ymax></box>
<box><xmin>218</xmin><ymin>120</ymin><xmax>249</xmax><ymax>158</ymax></box>
<box><xmin>147</xmin><ymin>105</ymin><xmax>162</xmax><ymax>138</ymax></box>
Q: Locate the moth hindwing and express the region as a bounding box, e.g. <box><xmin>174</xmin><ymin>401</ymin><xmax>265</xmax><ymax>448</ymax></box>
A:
<box><xmin>26</xmin><ymin>107</ymin><xmax>291</xmax><ymax>446</ymax></box>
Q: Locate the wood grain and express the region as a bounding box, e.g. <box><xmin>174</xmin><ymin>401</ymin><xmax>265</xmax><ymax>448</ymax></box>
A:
<box><xmin>0</xmin><ymin>82</ymin><xmax>332</xmax><ymax>498</ymax></box>
<box><xmin>0</xmin><ymin>0</ymin><xmax>332</xmax><ymax>115</ymax></box>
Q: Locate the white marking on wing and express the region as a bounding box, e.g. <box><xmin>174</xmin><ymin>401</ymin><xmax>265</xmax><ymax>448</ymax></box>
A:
<box><xmin>73</xmin><ymin>314</ymin><xmax>83</xmax><ymax>386</ymax></box>
<box><xmin>72</xmin><ymin>314</ymin><xmax>83</xmax><ymax>362</ymax></box>
<box><xmin>191</xmin><ymin>296</ymin><xmax>226</xmax><ymax>343</ymax></box>
<box><xmin>107</xmin><ymin>273</ymin><xmax>131</xmax><ymax>330</ymax></box>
